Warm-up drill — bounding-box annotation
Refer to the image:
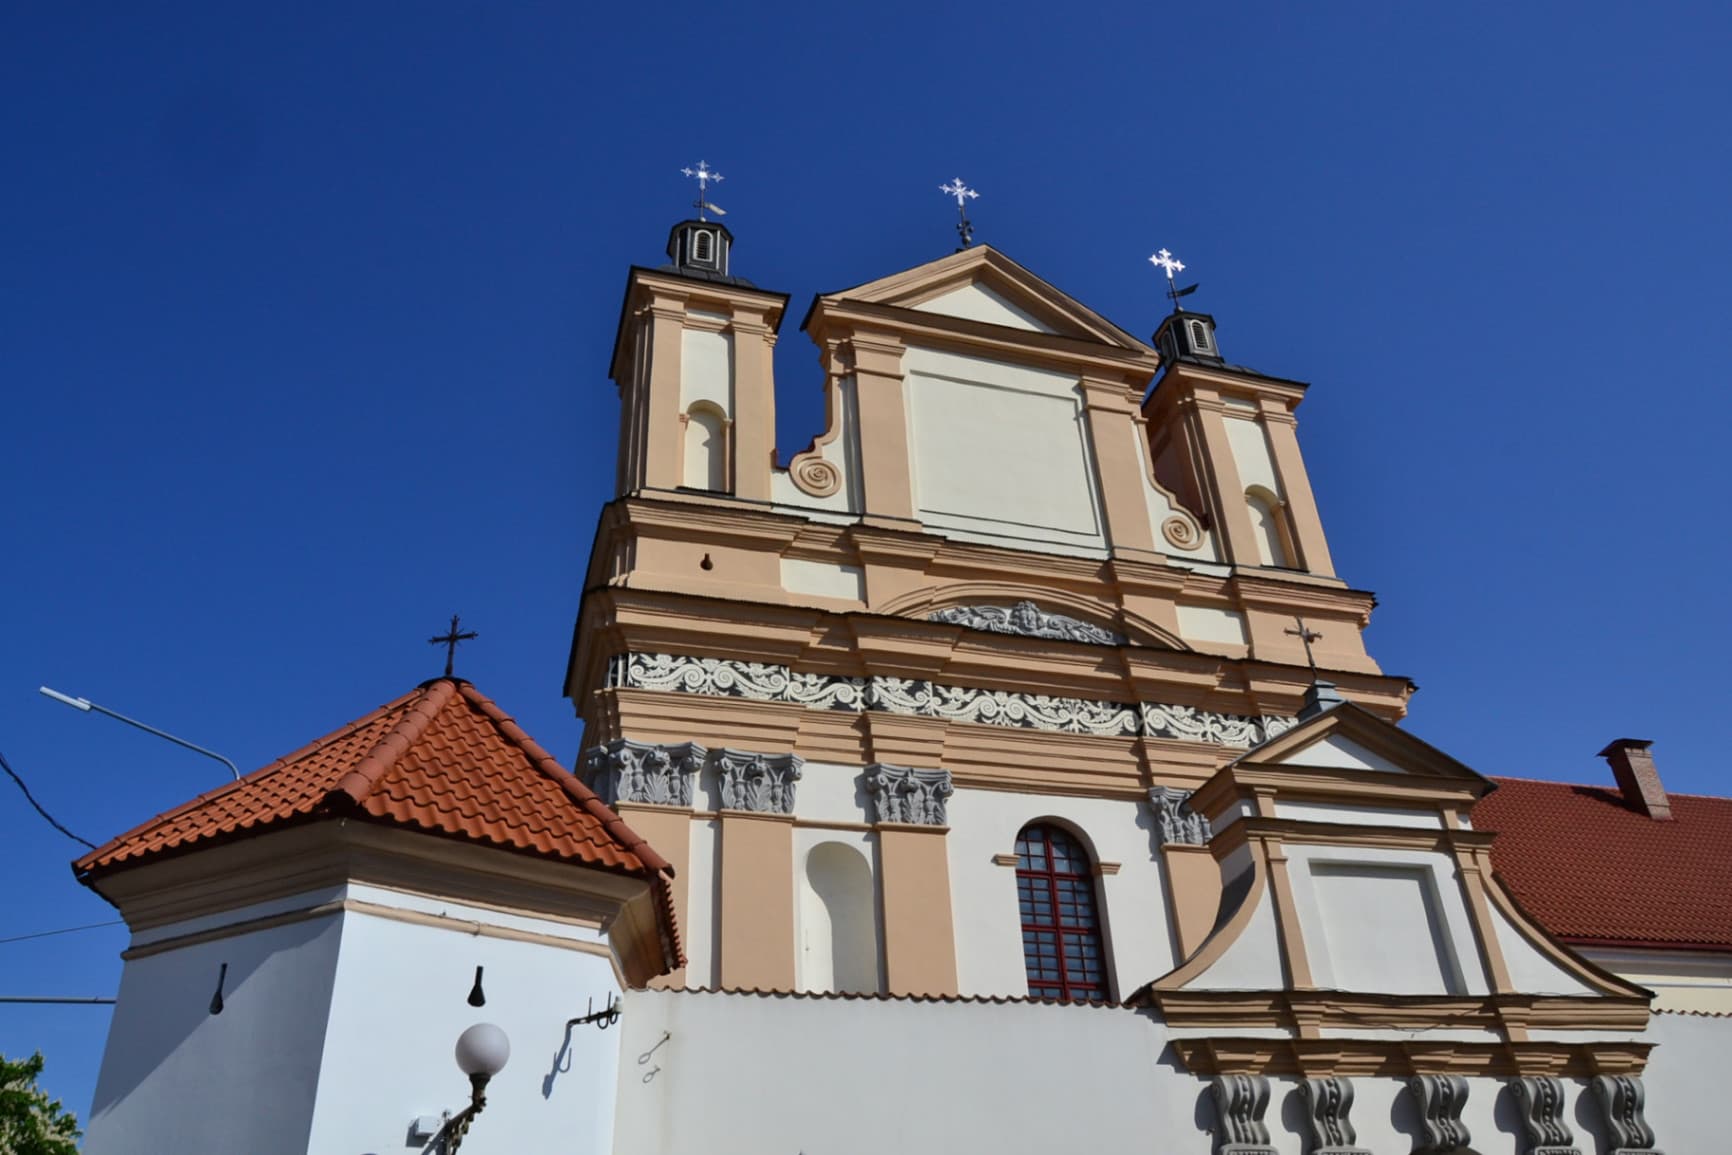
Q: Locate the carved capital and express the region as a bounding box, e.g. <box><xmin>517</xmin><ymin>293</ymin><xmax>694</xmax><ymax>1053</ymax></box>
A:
<box><xmin>1301</xmin><ymin>1077</ymin><xmax>1369</xmax><ymax>1155</ymax></box>
<box><xmin>927</xmin><ymin>600</ymin><xmax>1126</xmax><ymax>646</ymax></box>
<box><xmin>864</xmin><ymin>764</ymin><xmax>953</xmax><ymax>826</ymax></box>
<box><xmin>1408</xmin><ymin>1075</ymin><xmax>1472</xmax><ymax>1155</ymax></box>
<box><xmin>710</xmin><ymin>748</ymin><xmax>803</xmax><ymax>814</ymax></box>
<box><xmin>1591</xmin><ymin>1075</ymin><xmax>1661</xmax><ymax>1155</ymax></box>
<box><xmin>1150</xmin><ymin>785</ymin><xmax>1210</xmax><ymax>845</ymax></box>
<box><xmin>1513</xmin><ymin>1076</ymin><xmax>1581</xmax><ymax>1155</ymax></box>
<box><xmin>1211</xmin><ymin>1074</ymin><xmax>1277</xmax><ymax>1155</ymax></box>
<box><xmin>583</xmin><ymin>739</ymin><xmax>706</xmax><ymax>807</ymax></box>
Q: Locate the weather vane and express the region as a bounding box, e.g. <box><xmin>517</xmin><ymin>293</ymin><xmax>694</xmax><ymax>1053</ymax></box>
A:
<box><xmin>681</xmin><ymin>161</ymin><xmax>726</xmax><ymax>221</ymax></box>
<box><xmin>1150</xmin><ymin>247</ymin><xmax>1199</xmax><ymax>312</ymax></box>
<box><xmin>939</xmin><ymin>177</ymin><xmax>979</xmax><ymax>250</ymax></box>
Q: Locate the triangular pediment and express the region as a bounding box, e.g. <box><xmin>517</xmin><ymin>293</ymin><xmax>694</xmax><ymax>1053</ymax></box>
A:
<box><xmin>1233</xmin><ymin>703</ymin><xmax>1488</xmax><ymax>786</ymax></box>
<box><xmin>819</xmin><ymin>245</ymin><xmax>1152</xmax><ymax>352</ymax></box>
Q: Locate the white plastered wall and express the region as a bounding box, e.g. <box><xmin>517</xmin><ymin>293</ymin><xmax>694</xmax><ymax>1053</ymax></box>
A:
<box><xmin>1489</xmin><ymin>902</ymin><xmax>1597</xmax><ymax>997</ymax></box>
<box><xmin>903</xmin><ymin>345</ymin><xmax>1108</xmax><ymax>556</ymax></box>
<box><xmin>911</xmin><ymin>282</ymin><xmax>1054</xmax><ymax>332</ymax></box>
<box><xmin>85</xmin><ymin>884</ymin><xmax>625</xmax><ymax>1155</ymax></box>
<box><xmin>945</xmin><ymin>786</ymin><xmax>1175</xmax><ymax>998</ymax></box>
<box><xmin>1580</xmin><ymin>947</ymin><xmax>1732</xmax><ymax>1011</ymax></box>
<box><xmin>1272</xmin><ymin>733</ymin><xmax>1412</xmax><ymax>776</ymax></box>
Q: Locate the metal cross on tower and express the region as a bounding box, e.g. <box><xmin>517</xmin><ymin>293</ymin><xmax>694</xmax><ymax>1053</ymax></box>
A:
<box><xmin>681</xmin><ymin>161</ymin><xmax>726</xmax><ymax>221</ymax></box>
<box><xmin>429</xmin><ymin>614</ymin><xmax>479</xmax><ymax>678</ymax></box>
<box><xmin>1150</xmin><ymin>247</ymin><xmax>1199</xmax><ymax>311</ymax></box>
<box><xmin>939</xmin><ymin>177</ymin><xmax>979</xmax><ymax>250</ymax></box>
<box><xmin>1285</xmin><ymin>617</ymin><xmax>1323</xmax><ymax>675</ymax></box>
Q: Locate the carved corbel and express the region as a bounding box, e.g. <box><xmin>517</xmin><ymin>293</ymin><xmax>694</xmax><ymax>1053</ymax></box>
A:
<box><xmin>1210</xmin><ymin>1074</ymin><xmax>1277</xmax><ymax>1155</ymax></box>
<box><xmin>863</xmin><ymin>764</ymin><xmax>953</xmax><ymax>826</ymax></box>
<box><xmin>1150</xmin><ymin>785</ymin><xmax>1210</xmax><ymax>845</ymax></box>
<box><xmin>1301</xmin><ymin>1076</ymin><xmax>1369</xmax><ymax>1155</ymax></box>
<box><xmin>1513</xmin><ymin>1076</ymin><xmax>1581</xmax><ymax>1155</ymax></box>
<box><xmin>1591</xmin><ymin>1075</ymin><xmax>1662</xmax><ymax>1155</ymax></box>
<box><xmin>583</xmin><ymin>739</ymin><xmax>706</xmax><ymax>807</ymax></box>
<box><xmin>710</xmin><ymin>748</ymin><xmax>803</xmax><ymax>814</ymax></box>
<box><xmin>1408</xmin><ymin>1074</ymin><xmax>1472</xmax><ymax>1154</ymax></box>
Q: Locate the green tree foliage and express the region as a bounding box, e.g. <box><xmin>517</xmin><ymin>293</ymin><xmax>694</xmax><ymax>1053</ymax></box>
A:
<box><xmin>0</xmin><ymin>1052</ymin><xmax>81</xmax><ymax>1155</ymax></box>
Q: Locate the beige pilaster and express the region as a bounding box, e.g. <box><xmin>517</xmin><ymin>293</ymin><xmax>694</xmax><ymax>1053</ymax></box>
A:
<box><xmin>1079</xmin><ymin>377</ymin><xmax>1158</xmax><ymax>556</ymax></box>
<box><xmin>729</xmin><ymin>304</ymin><xmax>777</xmax><ymax>502</ymax></box>
<box><xmin>1454</xmin><ymin>844</ymin><xmax>1515</xmax><ymax>995</ymax></box>
<box><xmin>614</xmin><ymin>802</ymin><xmax>694</xmax><ymax>989</ymax></box>
<box><xmin>641</xmin><ymin>293</ymin><xmax>688</xmax><ymax>491</ymax></box>
<box><xmin>1174</xmin><ymin>390</ymin><xmax>1261</xmax><ymax>566</ymax></box>
<box><xmin>848</xmin><ymin>330</ymin><xmax>917</xmax><ymax>525</ymax></box>
<box><xmin>718</xmin><ymin>810</ymin><xmax>795</xmax><ymax>990</ymax></box>
<box><xmin>1261</xmin><ymin>836</ymin><xmax>1315</xmax><ymax>990</ymax></box>
<box><xmin>877</xmin><ymin>823</ymin><xmax>959</xmax><ymax>995</ymax></box>
<box><xmin>1258</xmin><ymin>399</ymin><xmax>1336</xmax><ymax>577</ymax></box>
<box><xmin>1161</xmin><ymin>843</ymin><xmax>1221</xmax><ymax>959</ymax></box>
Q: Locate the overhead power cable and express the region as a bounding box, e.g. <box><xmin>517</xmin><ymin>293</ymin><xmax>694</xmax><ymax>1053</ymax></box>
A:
<box><xmin>0</xmin><ymin>920</ymin><xmax>123</xmax><ymax>947</ymax></box>
<box><xmin>0</xmin><ymin>747</ymin><xmax>96</xmax><ymax>850</ymax></box>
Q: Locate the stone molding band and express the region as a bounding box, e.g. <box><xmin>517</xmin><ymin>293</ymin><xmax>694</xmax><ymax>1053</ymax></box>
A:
<box><xmin>608</xmin><ymin>651</ymin><xmax>1297</xmax><ymax>749</ymax></box>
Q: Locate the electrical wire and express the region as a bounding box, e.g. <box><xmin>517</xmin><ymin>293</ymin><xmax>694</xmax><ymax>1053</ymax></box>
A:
<box><xmin>0</xmin><ymin>920</ymin><xmax>123</xmax><ymax>947</ymax></box>
<box><xmin>0</xmin><ymin>746</ymin><xmax>96</xmax><ymax>850</ymax></box>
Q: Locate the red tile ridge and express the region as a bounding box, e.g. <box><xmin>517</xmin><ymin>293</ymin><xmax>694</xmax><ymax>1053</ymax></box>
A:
<box><xmin>454</xmin><ymin>681</ymin><xmax>672</xmax><ymax>876</ymax></box>
<box><xmin>324</xmin><ymin>680</ymin><xmax>457</xmax><ymax>809</ymax></box>
<box><xmin>1489</xmin><ymin>774</ymin><xmax>1730</xmax><ymax>802</ymax></box>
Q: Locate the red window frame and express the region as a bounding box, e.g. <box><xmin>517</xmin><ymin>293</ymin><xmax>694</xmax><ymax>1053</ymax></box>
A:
<box><xmin>1014</xmin><ymin>823</ymin><xmax>1108</xmax><ymax>1002</ymax></box>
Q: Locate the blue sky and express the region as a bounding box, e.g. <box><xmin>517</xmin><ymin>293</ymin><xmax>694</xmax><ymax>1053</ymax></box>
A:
<box><xmin>4</xmin><ymin>0</ymin><xmax>1729</xmax><ymax>1122</ymax></box>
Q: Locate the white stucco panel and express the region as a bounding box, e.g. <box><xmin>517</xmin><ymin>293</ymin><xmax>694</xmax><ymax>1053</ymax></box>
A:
<box><xmin>1223</xmin><ymin>412</ymin><xmax>1279</xmax><ymax>494</ymax></box>
<box><xmin>779</xmin><ymin>557</ymin><xmax>864</xmax><ymax>602</ymax></box>
<box><xmin>904</xmin><ymin>346</ymin><xmax>1105</xmax><ymax>552</ymax></box>
<box><xmin>1273</xmin><ymin>733</ymin><xmax>1411</xmax><ymax>776</ymax></box>
<box><xmin>911</xmin><ymin>281</ymin><xmax>1055</xmax><ymax>332</ymax></box>
<box><xmin>678</xmin><ymin>327</ymin><xmax>733</xmax><ymax>414</ymax></box>
<box><xmin>1489</xmin><ymin>899</ymin><xmax>1596</xmax><ymax>996</ymax></box>
<box><xmin>1175</xmin><ymin>603</ymin><xmax>1248</xmax><ymax>645</ymax></box>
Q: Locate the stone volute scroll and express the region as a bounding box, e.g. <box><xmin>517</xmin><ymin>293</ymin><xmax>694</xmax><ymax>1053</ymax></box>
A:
<box><xmin>1210</xmin><ymin>1074</ymin><xmax>1278</xmax><ymax>1155</ymax></box>
<box><xmin>863</xmin><ymin>765</ymin><xmax>953</xmax><ymax>826</ymax></box>
<box><xmin>1301</xmin><ymin>1077</ymin><xmax>1370</xmax><ymax>1155</ymax></box>
<box><xmin>584</xmin><ymin>739</ymin><xmax>707</xmax><ymax>807</ymax></box>
<box><xmin>1590</xmin><ymin>1075</ymin><xmax>1662</xmax><ymax>1155</ymax></box>
<box><xmin>1408</xmin><ymin>1075</ymin><xmax>1472</xmax><ymax>1155</ymax></box>
<box><xmin>927</xmin><ymin>600</ymin><xmax>1127</xmax><ymax>646</ymax></box>
<box><xmin>1513</xmin><ymin>1076</ymin><xmax>1582</xmax><ymax>1155</ymax></box>
<box><xmin>710</xmin><ymin>748</ymin><xmax>803</xmax><ymax>814</ymax></box>
<box><xmin>1150</xmin><ymin>785</ymin><xmax>1209</xmax><ymax>845</ymax></box>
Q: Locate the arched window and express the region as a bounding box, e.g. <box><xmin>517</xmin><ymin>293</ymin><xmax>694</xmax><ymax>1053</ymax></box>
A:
<box><xmin>683</xmin><ymin>404</ymin><xmax>726</xmax><ymax>491</ymax></box>
<box><xmin>1015</xmin><ymin>823</ymin><xmax>1107</xmax><ymax>1002</ymax></box>
<box><xmin>800</xmin><ymin>842</ymin><xmax>879</xmax><ymax>994</ymax></box>
<box><xmin>1245</xmin><ymin>487</ymin><xmax>1291</xmax><ymax>568</ymax></box>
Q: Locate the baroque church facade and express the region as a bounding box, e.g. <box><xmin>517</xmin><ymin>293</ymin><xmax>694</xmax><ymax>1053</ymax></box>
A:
<box><xmin>71</xmin><ymin>217</ymin><xmax>1724</xmax><ymax>1154</ymax></box>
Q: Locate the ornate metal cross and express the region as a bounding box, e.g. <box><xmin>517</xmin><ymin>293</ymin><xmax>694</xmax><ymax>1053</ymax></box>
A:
<box><xmin>429</xmin><ymin>614</ymin><xmax>478</xmax><ymax>678</ymax></box>
<box><xmin>1150</xmin><ymin>247</ymin><xmax>1198</xmax><ymax>310</ymax></box>
<box><xmin>939</xmin><ymin>177</ymin><xmax>979</xmax><ymax>249</ymax></box>
<box><xmin>1285</xmin><ymin>617</ymin><xmax>1322</xmax><ymax>674</ymax></box>
<box><xmin>681</xmin><ymin>161</ymin><xmax>725</xmax><ymax>221</ymax></box>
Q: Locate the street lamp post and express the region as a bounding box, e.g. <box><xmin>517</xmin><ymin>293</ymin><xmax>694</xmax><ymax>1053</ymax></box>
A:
<box><xmin>39</xmin><ymin>686</ymin><xmax>241</xmax><ymax>781</ymax></box>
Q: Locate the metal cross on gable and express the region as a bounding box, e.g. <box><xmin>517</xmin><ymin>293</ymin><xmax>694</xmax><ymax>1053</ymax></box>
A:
<box><xmin>939</xmin><ymin>177</ymin><xmax>979</xmax><ymax>250</ymax></box>
<box><xmin>681</xmin><ymin>161</ymin><xmax>726</xmax><ymax>221</ymax></box>
<box><xmin>429</xmin><ymin>614</ymin><xmax>478</xmax><ymax>678</ymax></box>
<box><xmin>1285</xmin><ymin>617</ymin><xmax>1323</xmax><ymax>674</ymax></box>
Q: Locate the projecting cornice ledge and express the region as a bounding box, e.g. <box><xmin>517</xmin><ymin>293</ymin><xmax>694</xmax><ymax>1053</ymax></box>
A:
<box><xmin>1163</xmin><ymin>1036</ymin><xmax>1654</xmax><ymax>1080</ymax></box>
<box><xmin>1135</xmin><ymin>988</ymin><xmax>1652</xmax><ymax>1038</ymax></box>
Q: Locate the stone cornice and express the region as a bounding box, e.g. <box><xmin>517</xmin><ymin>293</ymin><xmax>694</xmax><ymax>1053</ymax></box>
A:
<box><xmin>1166</xmin><ymin>1036</ymin><xmax>1653</xmax><ymax>1079</ymax></box>
<box><xmin>1146</xmin><ymin>989</ymin><xmax>1652</xmax><ymax>1037</ymax></box>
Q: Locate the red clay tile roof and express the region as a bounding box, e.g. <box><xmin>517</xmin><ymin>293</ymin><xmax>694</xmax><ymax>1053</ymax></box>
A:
<box><xmin>73</xmin><ymin>678</ymin><xmax>680</xmax><ymax>969</ymax></box>
<box><xmin>1473</xmin><ymin>777</ymin><xmax>1732</xmax><ymax>952</ymax></box>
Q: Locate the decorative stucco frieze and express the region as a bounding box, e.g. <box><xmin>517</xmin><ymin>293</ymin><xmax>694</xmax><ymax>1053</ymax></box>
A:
<box><xmin>1513</xmin><ymin>1076</ymin><xmax>1581</xmax><ymax>1155</ymax></box>
<box><xmin>709</xmin><ymin>748</ymin><xmax>803</xmax><ymax>814</ymax></box>
<box><xmin>1408</xmin><ymin>1075</ymin><xmax>1472</xmax><ymax>1155</ymax></box>
<box><xmin>1210</xmin><ymin>1074</ymin><xmax>1277</xmax><ymax>1155</ymax></box>
<box><xmin>608</xmin><ymin>651</ymin><xmax>1294</xmax><ymax>750</ymax></box>
<box><xmin>927</xmin><ymin>600</ymin><xmax>1127</xmax><ymax>646</ymax></box>
<box><xmin>1149</xmin><ymin>786</ymin><xmax>1209</xmax><ymax>845</ymax></box>
<box><xmin>1590</xmin><ymin>1075</ymin><xmax>1662</xmax><ymax>1155</ymax></box>
<box><xmin>864</xmin><ymin>764</ymin><xmax>953</xmax><ymax>825</ymax></box>
<box><xmin>1301</xmin><ymin>1077</ymin><xmax>1370</xmax><ymax>1155</ymax></box>
<box><xmin>582</xmin><ymin>738</ymin><xmax>707</xmax><ymax>807</ymax></box>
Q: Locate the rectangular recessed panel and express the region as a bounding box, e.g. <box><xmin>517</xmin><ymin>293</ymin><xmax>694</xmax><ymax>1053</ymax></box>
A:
<box><xmin>1309</xmin><ymin>863</ymin><xmax>1461</xmax><ymax>995</ymax></box>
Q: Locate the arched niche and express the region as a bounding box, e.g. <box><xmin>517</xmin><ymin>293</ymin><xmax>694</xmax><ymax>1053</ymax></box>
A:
<box><xmin>683</xmin><ymin>403</ymin><xmax>727</xmax><ymax>492</ymax></box>
<box><xmin>800</xmin><ymin>841</ymin><xmax>880</xmax><ymax>994</ymax></box>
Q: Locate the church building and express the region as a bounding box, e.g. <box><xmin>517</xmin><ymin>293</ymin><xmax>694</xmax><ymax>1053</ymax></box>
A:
<box><xmin>69</xmin><ymin>207</ymin><xmax>1725</xmax><ymax>1154</ymax></box>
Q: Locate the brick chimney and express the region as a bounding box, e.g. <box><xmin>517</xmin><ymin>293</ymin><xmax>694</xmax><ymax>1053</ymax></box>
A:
<box><xmin>1598</xmin><ymin>738</ymin><xmax>1672</xmax><ymax>820</ymax></box>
